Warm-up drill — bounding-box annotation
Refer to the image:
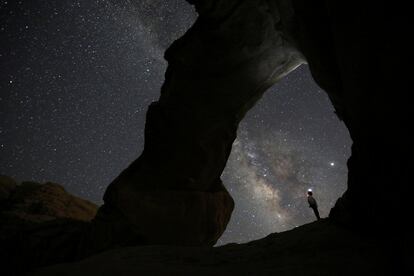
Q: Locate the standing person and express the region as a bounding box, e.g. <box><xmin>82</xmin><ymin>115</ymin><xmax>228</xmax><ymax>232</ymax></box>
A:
<box><xmin>307</xmin><ymin>189</ymin><xmax>320</xmax><ymax>220</ymax></box>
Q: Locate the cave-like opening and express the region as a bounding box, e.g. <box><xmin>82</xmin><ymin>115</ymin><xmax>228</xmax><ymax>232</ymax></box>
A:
<box><xmin>218</xmin><ymin>64</ymin><xmax>352</xmax><ymax>245</ymax></box>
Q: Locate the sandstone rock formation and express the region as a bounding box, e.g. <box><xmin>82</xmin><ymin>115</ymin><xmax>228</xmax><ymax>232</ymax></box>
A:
<box><xmin>289</xmin><ymin>1</ymin><xmax>411</xmax><ymax>240</ymax></box>
<box><xmin>98</xmin><ymin>0</ymin><xmax>304</xmax><ymax>247</ymax></box>
<box><xmin>95</xmin><ymin>0</ymin><xmax>410</xmax><ymax>270</ymax></box>
<box><xmin>0</xmin><ymin>175</ymin><xmax>97</xmax><ymax>225</ymax></box>
<box><xmin>0</xmin><ymin>0</ymin><xmax>411</xmax><ymax>274</ymax></box>
<box><xmin>96</xmin><ymin>0</ymin><xmax>411</xmax><ymax>251</ymax></box>
<box><xmin>0</xmin><ymin>176</ymin><xmax>99</xmax><ymax>275</ymax></box>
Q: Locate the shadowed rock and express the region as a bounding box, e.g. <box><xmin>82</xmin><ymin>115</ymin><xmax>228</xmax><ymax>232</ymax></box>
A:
<box><xmin>0</xmin><ymin>176</ymin><xmax>99</xmax><ymax>274</ymax></box>
<box><xmin>33</xmin><ymin>220</ymin><xmax>392</xmax><ymax>276</ymax></box>
<box><xmin>0</xmin><ymin>0</ymin><xmax>411</xmax><ymax>274</ymax></box>
<box><xmin>98</xmin><ymin>0</ymin><xmax>303</xmax><ymax>248</ymax></box>
<box><xmin>0</xmin><ymin>176</ymin><xmax>97</xmax><ymax>225</ymax></box>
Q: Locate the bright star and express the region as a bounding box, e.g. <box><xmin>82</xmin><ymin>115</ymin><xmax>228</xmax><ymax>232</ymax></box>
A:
<box><xmin>330</xmin><ymin>162</ymin><xmax>335</xmax><ymax>166</ymax></box>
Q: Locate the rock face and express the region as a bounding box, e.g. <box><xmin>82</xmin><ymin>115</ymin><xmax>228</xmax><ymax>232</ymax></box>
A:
<box><xmin>0</xmin><ymin>175</ymin><xmax>97</xmax><ymax>225</ymax></box>
<box><xmin>0</xmin><ymin>176</ymin><xmax>98</xmax><ymax>274</ymax></box>
<box><xmin>289</xmin><ymin>0</ymin><xmax>411</xmax><ymax>237</ymax></box>
<box><xmin>102</xmin><ymin>186</ymin><xmax>234</xmax><ymax>246</ymax></box>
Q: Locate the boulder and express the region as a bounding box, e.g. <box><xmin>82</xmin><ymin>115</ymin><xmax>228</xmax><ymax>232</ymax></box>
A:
<box><xmin>0</xmin><ymin>178</ymin><xmax>97</xmax><ymax>224</ymax></box>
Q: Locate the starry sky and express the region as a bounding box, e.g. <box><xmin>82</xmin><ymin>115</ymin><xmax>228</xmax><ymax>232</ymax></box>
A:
<box><xmin>0</xmin><ymin>0</ymin><xmax>351</xmax><ymax>245</ymax></box>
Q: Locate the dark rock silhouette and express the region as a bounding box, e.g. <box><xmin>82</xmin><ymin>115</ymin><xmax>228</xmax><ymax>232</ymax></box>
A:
<box><xmin>289</xmin><ymin>0</ymin><xmax>411</xmax><ymax>231</ymax></box>
<box><xmin>0</xmin><ymin>176</ymin><xmax>98</xmax><ymax>274</ymax></box>
<box><xmin>96</xmin><ymin>0</ymin><xmax>411</xmax><ymax>251</ymax></box>
<box><xmin>0</xmin><ymin>0</ymin><xmax>411</xmax><ymax>274</ymax></box>
<box><xmin>33</xmin><ymin>221</ymin><xmax>389</xmax><ymax>276</ymax></box>
<box><xmin>97</xmin><ymin>0</ymin><xmax>303</xmax><ymax>248</ymax></box>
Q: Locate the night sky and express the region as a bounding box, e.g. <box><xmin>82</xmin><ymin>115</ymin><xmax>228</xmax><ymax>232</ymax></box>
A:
<box><xmin>0</xmin><ymin>0</ymin><xmax>351</xmax><ymax>245</ymax></box>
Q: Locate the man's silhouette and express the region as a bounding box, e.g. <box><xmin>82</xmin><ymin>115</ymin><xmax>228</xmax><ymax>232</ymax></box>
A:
<box><xmin>307</xmin><ymin>190</ymin><xmax>320</xmax><ymax>220</ymax></box>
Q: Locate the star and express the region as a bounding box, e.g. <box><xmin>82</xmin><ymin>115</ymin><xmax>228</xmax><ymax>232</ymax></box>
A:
<box><xmin>0</xmin><ymin>0</ymin><xmax>351</xmax><ymax>245</ymax></box>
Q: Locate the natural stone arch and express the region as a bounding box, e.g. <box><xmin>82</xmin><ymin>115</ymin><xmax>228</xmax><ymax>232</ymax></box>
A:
<box><xmin>90</xmin><ymin>0</ymin><xmax>411</xmax><ymax>251</ymax></box>
<box><xmin>97</xmin><ymin>0</ymin><xmax>304</xmax><ymax>246</ymax></box>
<box><xmin>1</xmin><ymin>1</ymin><xmax>410</xmax><ymax>273</ymax></box>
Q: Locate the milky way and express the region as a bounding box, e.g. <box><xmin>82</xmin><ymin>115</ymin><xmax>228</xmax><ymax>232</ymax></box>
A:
<box><xmin>0</xmin><ymin>0</ymin><xmax>351</xmax><ymax>244</ymax></box>
<box><xmin>219</xmin><ymin>67</ymin><xmax>350</xmax><ymax>243</ymax></box>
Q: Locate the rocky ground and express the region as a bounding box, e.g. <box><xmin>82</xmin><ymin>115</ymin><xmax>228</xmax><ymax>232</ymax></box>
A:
<box><xmin>33</xmin><ymin>220</ymin><xmax>388</xmax><ymax>276</ymax></box>
<box><xmin>0</xmin><ymin>176</ymin><xmax>401</xmax><ymax>275</ymax></box>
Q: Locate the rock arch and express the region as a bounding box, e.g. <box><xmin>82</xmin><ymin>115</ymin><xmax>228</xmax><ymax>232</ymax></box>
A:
<box><xmin>97</xmin><ymin>0</ymin><xmax>303</xmax><ymax>246</ymax></box>
<box><xmin>95</xmin><ymin>0</ymin><xmax>411</xmax><ymax>247</ymax></box>
<box><xmin>2</xmin><ymin>1</ymin><xmax>410</xmax><ymax>273</ymax></box>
